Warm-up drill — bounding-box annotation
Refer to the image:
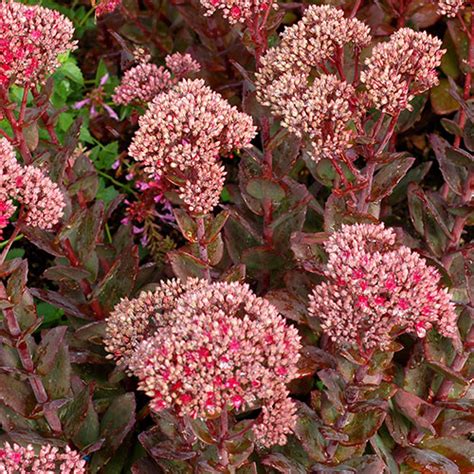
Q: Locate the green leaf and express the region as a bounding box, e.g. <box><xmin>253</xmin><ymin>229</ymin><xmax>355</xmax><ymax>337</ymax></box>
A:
<box><xmin>91</xmin><ymin>393</ymin><xmax>136</xmax><ymax>471</ymax></box>
<box><xmin>369</xmin><ymin>155</ymin><xmax>415</xmax><ymax>202</ymax></box>
<box><xmin>60</xmin><ymin>61</ymin><xmax>84</xmax><ymax>85</ymax></box>
<box><xmin>168</xmin><ymin>250</ymin><xmax>209</xmax><ymax>280</ymax></box>
<box><xmin>246</xmin><ymin>178</ymin><xmax>286</xmax><ymax>202</ymax></box>
<box><xmin>173</xmin><ymin>209</ymin><xmax>197</xmax><ymax>242</ymax></box>
<box><xmin>430</xmin><ymin>79</ymin><xmax>461</xmax><ymax>115</ymax></box>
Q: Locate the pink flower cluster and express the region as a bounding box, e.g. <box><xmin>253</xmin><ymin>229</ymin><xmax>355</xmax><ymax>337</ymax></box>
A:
<box><xmin>0</xmin><ymin>139</ymin><xmax>65</xmax><ymax>233</ymax></box>
<box><xmin>199</xmin><ymin>0</ymin><xmax>275</xmax><ymax>24</ymax></box>
<box><xmin>0</xmin><ymin>1</ymin><xmax>76</xmax><ymax>87</ymax></box>
<box><xmin>105</xmin><ymin>279</ymin><xmax>301</xmax><ymax>447</ymax></box>
<box><xmin>256</xmin><ymin>5</ymin><xmax>370</xmax><ymax>161</ymax></box>
<box><xmin>276</xmin><ymin>73</ymin><xmax>363</xmax><ymax>159</ymax></box>
<box><xmin>309</xmin><ymin>224</ymin><xmax>458</xmax><ymax>351</ymax></box>
<box><xmin>361</xmin><ymin>28</ymin><xmax>444</xmax><ymax>116</ymax></box>
<box><xmin>436</xmin><ymin>0</ymin><xmax>464</xmax><ymax>16</ymax></box>
<box><xmin>0</xmin><ymin>442</ymin><xmax>86</xmax><ymax>473</ymax></box>
<box><xmin>112</xmin><ymin>53</ymin><xmax>200</xmax><ymax>106</ymax></box>
<box><xmin>129</xmin><ymin>79</ymin><xmax>256</xmax><ymax>214</ymax></box>
<box><xmin>95</xmin><ymin>0</ymin><xmax>121</xmax><ymax>17</ymax></box>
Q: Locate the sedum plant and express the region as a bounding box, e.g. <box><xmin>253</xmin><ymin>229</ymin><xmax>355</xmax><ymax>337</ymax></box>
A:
<box><xmin>0</xmin><ymin>0</ymin><xmax>471</xmax><ymax>472</ymax></box>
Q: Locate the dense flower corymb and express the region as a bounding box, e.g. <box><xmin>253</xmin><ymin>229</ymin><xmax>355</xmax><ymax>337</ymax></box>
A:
<box><xmin>105</xmin><ymin>278</ymin><xmax>206</xmax><ymax>367</ymax></box>
<box><xmin>0</xmin><ymin>139</ymin><xmax>65</xmax><ymax>231</ymax></box>
<box><xmin>106</xmin><ymin>279</ymin><xmax>301</xmax><ymax>447</ymax></box>
<box><xmin>199</xmin><ymin>0</ymin><xmax>276</xmax><ymax>24</ymax></box>
<box><xmin>112</xmin><ymin>53</ymin><xmax>200</xmax><ymax>106</ymax></box>
<box><xmin>112</xmin><ymin>63</ymin><xmax>172</xmax><ymax>106</ymax></box>
<box><xmin>309</xmin><ymin>223</ymin><xmax>458</xmax><ymax>351</ymax></box>
<box><xmin>274</xmin><ymin>73</ymin><xmax>363</xmax><ymax>160</ymax></box>
<box><xmin>361</xmin><ymin>28</ymin><xmax>444</xmax><ymax>115</ymax></box>
<box><xmin>0</xmin><ymin>442</ymin><xmax>86</xmax><ymax>473</ymax></box>
<box><xmin>256</xmin><ymin>5</ymin><xmax>369</xmax><ymax>160</ymax></box>
<box><xmin>256</xmin><ymin>5</ymin><xmax>371</xmax><ymax>96</ymax></box>
<box><xmin>436</xmin><ymin>0</ymin><xmax>464</xmax><ymax>16</ymax></box>
<box><xmin>129</xmin><ymin>78</ymin><xmax>256</xmax><ymax>214</ymax></box>
<box><xmin>0</xmin><ymin>1</ymin><xmax>76</xmax><ymax>87</ymax></box>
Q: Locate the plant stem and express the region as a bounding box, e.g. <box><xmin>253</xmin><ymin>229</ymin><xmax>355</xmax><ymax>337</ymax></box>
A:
<box><xmin>62</xmin><ymin>239</ymin><xmax>105</xmax><ymax>319</ymax></box>
<box><xmin>196</xmin><ymin>216</ymin><xmax>211</xmax><ymax>281</ymax></box>
<box><xmin>454</xmin><ymin>8</ymin><xmax>474</xmax><ymax>148</ymax></box>
<box><xmin>217</xmin><ymin>409</ymin><xmax>231</xmax><ymax>470</ymax></box>
<box><xmin>0</xmin><ymin>87</ymin><xmax>32</xmax><ymax>163</ymax></box>
<box><xmin>357</xmin><ymin>161</ymin><xmax>376</xmax><ymax>213</ymax></box>
<box><xmin>261</xmin><ymin>117</ymin><xmax>274</xmax><ymax>246</ymax></box>
<box><xmin>0</xmin><ymin>222</ymin><xmax>22</xmax><ymax>265</ymax></box>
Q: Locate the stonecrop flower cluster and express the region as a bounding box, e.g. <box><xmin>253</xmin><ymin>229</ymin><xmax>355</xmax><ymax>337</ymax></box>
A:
<box><xmin>94</xmin><ymin>0</ymin><xmax>122</xmax><ymax>17</ymax></box>
<box><xmin>0</xmin><ymin>139</ymin><xmax>65</xmax><ymax>234</ymax></box>
<box><xmin>112</xmin><ymin>52</ymin><xmax>201</xmax><ymax>106</ymax></box>
<box><xmin>256</xmin><ymin>5</ymin><xmax>445</xmax><ymax>160</ymax></box>
<box><xmin>255</xmin><ymin>5</ymin><xmax>370</xmax><ymax>161</ymax></box>
<box><xmin>0</xmin><ymin>0</ymin><xmax>76</xmax><ymax>87</ymax></box>
<box><xmin>0</xmin><ymin>442</ymin><xmax>86</xmax><ymax>473</ymax></box>
<box><xmin>105</xmin><ymin>279</ymin><xmax>301</xmax><ymax>447</ymax></box>
<box><xmin>361</xmin><ymin>28</ymin><xmax>444</xmax><ymax>116</ymax></box>
<box><xmin>129</xmin><ymin>79</ymin><xmax>256</xmax><ymax>214</ymax></box>
<box><xmin>309</xmin><ymin>223</ymin><xmax>458</xmax><ymax>352</ymax></box>
<box><xmin>199</xmin><ymin>0</ymin><xmax>276</xmax><ymax>24</ymax></box>
<box><xmin>436</xmin><ymin>0</ymin><xmax>464</xmax><ymax>17</ymax></box>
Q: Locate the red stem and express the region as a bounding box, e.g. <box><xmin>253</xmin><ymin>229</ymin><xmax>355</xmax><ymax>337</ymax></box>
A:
<box><xmin>196</xmin><ymin>216</ymin><xmax>211</xmax><ymax>281</ymax></box>
<box><xmin>261</xmin><ymin>117</ymin><xmax>274</xmax><ymax>246</ymax></box>
<box><xmin>62</xmin><ymin>239</ymin><xmax>105</xmax><ymax>320</ymax></box>
<box><xmin>0</xmin><ymin>87</ymin><xmax>32</xmax><ymax>163</ymax></box>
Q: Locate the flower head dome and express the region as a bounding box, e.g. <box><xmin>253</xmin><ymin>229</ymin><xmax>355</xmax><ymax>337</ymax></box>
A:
<box><xmin>106</xmin><ymin>279</ymin><xmax>301</xmax><ymax>447</ymax></box>
<box><xmin>0</xmin><ymin>139</ymin><xmax>65</xmax><ymax>232</ymax></box>
<box><xmin>128</xmin><ymin>79</ymin><xmax>256</xmax><ymax>214</ymax></box>
<box><xmin>0</xmin><ymin>1</ymin><xmax>76</xmax><ymax>87</ymax></box>
<box><xmin>361</xmin><ymin>28</ymin><xmax>444</xmax><ymax>115</ymax></box>
<box><xmin>309</xmin><ymin>223</ymin><xmax>458</xmax><ymax>351</ymax></box>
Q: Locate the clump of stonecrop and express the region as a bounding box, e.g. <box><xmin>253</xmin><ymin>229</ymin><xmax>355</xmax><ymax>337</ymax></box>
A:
<box><xmin>105</xmin><ymin>279</ymin><xmax>301</xmax><ymax>447</ymax></box>
<box><xmin>0</xmin><ymin>0</ymin><xmax>471</xmax><ymax>471</ymax></box>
